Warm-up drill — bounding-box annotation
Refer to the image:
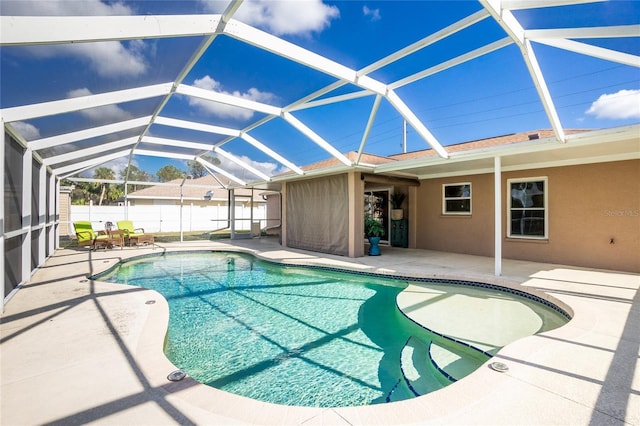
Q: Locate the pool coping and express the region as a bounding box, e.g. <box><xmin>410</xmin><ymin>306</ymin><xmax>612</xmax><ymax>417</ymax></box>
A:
<box><xmin>2</xmin><ymin>240</ymin><xmax>638</xmax><ymax>425</ymax></box>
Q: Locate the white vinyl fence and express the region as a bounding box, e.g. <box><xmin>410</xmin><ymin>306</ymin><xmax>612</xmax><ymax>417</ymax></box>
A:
<box><xmin>68</xmin><ymin>202</ymin><xmax>266</xmax><ymax>235</ymax></box>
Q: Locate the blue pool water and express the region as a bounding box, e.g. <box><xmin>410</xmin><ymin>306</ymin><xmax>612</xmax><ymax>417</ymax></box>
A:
<box><xmin>97</xmin><ymin>252</ymin><xmax>567</xmax><ymax>407</ymax></box>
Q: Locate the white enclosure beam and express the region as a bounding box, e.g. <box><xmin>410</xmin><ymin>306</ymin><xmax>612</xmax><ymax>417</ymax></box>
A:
<box><xmin>176</xmin><ymin>84</ymin><xmax>282</xmax><ymax>116</ymax></box>
<box><xmin>288</xmin><ymin>90</ymin><xmax>372</xmax><ymax>112</ymax></box>
<box><xmin>359</xmin><ymin>9</ymin><xmax>491</xmax><ymax>76</ymax></box>
<box><xmin>522</xmin><ymin>39</ymin><xmax>566</xmax><ymax>141</ymax></box>
<box><xmin>356</xmin><ymin>95</ymin><xmax>383</xmax><ymax>164</ymax></box>
<box><xmin>525</xmin><ymin>24</ymin><xmax>640</xmax><ymax>40</ymax></box>
<box><xmin>52</xmin><ymin>150</ymin><xmax>131</xmax><ymax>175</ymax></box>
<box><xmin>133</xmin><ymin>149</ymin><xmax>195</xmax><ymax>160</ymax></box>
<box><xmin>214</xmin><ymin>147</ymin><xmax>272</xmax><ymax>181</ymax></box>
<box><xmin>196</xmin><ymin>157</ymin><xmax>247</xmax><ymax>186</ymax></box>
<box><xmin>386</xmin><ymin>89</ymin><xmax>449</xmax><ymax>159</ymax></box>
<box><xmin>286</xmin><ymin>80</ymin><xmax>349</xmax><ymax>112</ymax></box>
<box><xmin>0</xmin><ymin>15</ymin><xmax>220</xmax><ymax>46</ymax></box>
<box><xmin>154</xmin><ymin>116</ymin><xmax>241</xmax><ymax>137</ymax></box>
<box><xmin>282</xmin><ymin>112</ymin><xmax>353</xmax><ymax>167</ymax></box>
<box><xmin>29</xmin><ymin>116</ymin><xmax>152</xmax><ymax>151</ymax></box>
<box><xmin>391</xmin><ymin>37</ymin><xmax>513</xmax><ymax>89</ymax></box>
<box><xmin>1</xmin><ymin>83</ymin><xmax>173</xmax><ymax>122</ymax></box>
<box><xmin>531</xmin><ymin>38</ymin><xmax>640</xmax><ymax>68</ymax></box>
<box><xmin>224</xmin><ymin>19</ymin><xmax>387</xmax><ymax>95</ymax></box>
<box><xmin>142</xmin><ymin>136</ymin><xmax>214</xmax><ymax>152</ymax></box>
<box><xmin>43</xmin><ymin>137</ymin><xmax>138</xmax><ymax>166</ymax></box>
<box><xmin>480</xmin><ymin>0</ymin><xmax>566</xmax><ymax>142</ymax></box>
<box><xmin>240</xmin><ymin>133</ymin><xmax>304</xmax><ymax>175</ymax></box>
<box><xmin>501</xmin><ymin>0</ymin><xmax>605</xmax><ymax>10</ymax></box>
<box><xmin>60</xmin><ymin>164</ymin><xmax>103</xmax><ymax>180</ymax></box>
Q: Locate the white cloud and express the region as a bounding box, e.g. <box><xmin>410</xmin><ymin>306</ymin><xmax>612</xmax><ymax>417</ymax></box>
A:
<box><xmin>67</xmin><ymin>88</ymin><xmax>132</xmax><ymax>123</ymax></box>
<box><xmin>5</xmin><ymin>0</ymin><xmax>148</xmax><ymax>77</ymax></box>
<box><xmin>73</xmin><ymin>41</ymin><xmax>148</xmax><ymax>77</ymax></box>
<box><xmin>11</xmin><ymin>122</ymin><xmax>41</xmax><ymax>141</ymax></box>
<box><xmin>216</xmin><ymin>154</ymin><xmax>280</xmax><ymax>180</ymax></box>
<box><xmin>586</xmin><ymin>89</ymin><xmax>640</xmax><ymax>120</ymax></box>
<box><xmin>363</xmin><ymin>5</ymin><xmax>381</xmax><ymax>22</ymax></box>
<box><xmin>0</xmin><ymin>0</ymin><xmax>134</xmax><ymax>15</ymax></box>
<box><xmin>84</xmin><ymin>156</ymin><xmax>133</xmax><ymax>179</ymax></box>
<box><xmin>188</xmin><ymin>75</ymin><xmax>277</xmax><ymax>120</ymax></box>
<box><xmin>199</xmin><ymin>0</ymin><xmax>339</xmax><ymax>35</ymax></box>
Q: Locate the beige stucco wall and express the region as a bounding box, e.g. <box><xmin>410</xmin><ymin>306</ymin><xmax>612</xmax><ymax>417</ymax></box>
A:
<box><xmin>58</xmin><ymin>187</ymin><xmax>72</xmax><ymax>236</ymax></box>
<box><xmin>265</xmin><ymin>193</ymin><xmax>281</xmax><ymax>236</ymax></box>
<box><xmin>414</xmin><ymin>160</ymin><xmax>639</xmax><ymax>273</ymax></box>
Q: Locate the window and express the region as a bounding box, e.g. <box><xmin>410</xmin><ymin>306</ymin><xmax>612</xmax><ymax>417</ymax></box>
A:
<box><xmin>443</xmin><ymin>183</ymin><xmax>471</xmax><ymax>214</ymax></box>
<box><xmin>508</xmin><ymin>177</ymin><xmax>547</xmax><ymax>239</ymax></box>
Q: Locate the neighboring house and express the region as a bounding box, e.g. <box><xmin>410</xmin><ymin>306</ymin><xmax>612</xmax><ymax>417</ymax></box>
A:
<box><xmin>123</xmin><ymin>174</ymin><xmax>268</xmax><ymax>233</ymax></box>
<box><xmin>126</xmin><ymin>174</ymin><xmax>260</xmax><ymax>207</ymax></box>
<box><xmin>280</xmin><ymin>128</ymin><xmax>640</xmax><ymax>273</ymax></box>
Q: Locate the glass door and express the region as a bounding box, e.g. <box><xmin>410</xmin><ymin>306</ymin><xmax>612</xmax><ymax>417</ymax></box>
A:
<box><xmin>364</xmin><ymin>190</ymin><xmax>389</xmax><ymax>243</ymax></box>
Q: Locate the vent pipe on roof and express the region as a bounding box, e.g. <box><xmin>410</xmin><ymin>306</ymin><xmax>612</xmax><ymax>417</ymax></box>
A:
<box><xmin>528</xmin><ymin>133</ymin><xmax>540</xmax><ymax>140</ymax></box>
<box><xmin>402</xmin><ymin>120</ymin><xmax>407</xmax><ymax>153</ymax></box>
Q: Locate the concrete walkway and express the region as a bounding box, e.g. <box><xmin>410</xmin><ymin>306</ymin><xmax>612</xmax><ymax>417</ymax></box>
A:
<box><xmin>1</xmin><ymin>238</ymin><xmax>638</xmax><ymax>425</ymax></box>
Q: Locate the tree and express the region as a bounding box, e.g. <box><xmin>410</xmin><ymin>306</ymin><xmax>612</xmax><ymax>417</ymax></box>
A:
<box><xmin>93</xmin><ymin>167</ymin><xmax>115</xmax><ymax>206</ymax></box>
<box><xmin>187</xmin><ymin>155</ymin><xmax>220</xmax><ymax>178</ymax></box>
<box><xmin>121</xmin><ymin>165</ymin><xmax>153</xmax><ymax>192</ymax></box>
<box><xmin>157</xmin><ymin>164</ymin><xmax>185</xmax><ymax>182</ymax></box>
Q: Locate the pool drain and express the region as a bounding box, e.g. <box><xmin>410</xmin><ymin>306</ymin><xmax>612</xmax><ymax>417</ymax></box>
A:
<box><xmin>167</xmin><ymin>370</ymin><xmax>186</xmax><ymax>381</ymax></box>
<box><xmin>489</xmin><ymin>362</ymin><xmax>509</xmax><ymax>372</ymax></box>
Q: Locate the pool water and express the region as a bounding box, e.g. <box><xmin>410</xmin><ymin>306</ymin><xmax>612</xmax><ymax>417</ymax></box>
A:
<box><xmin>97</xmin><ymin>252</ymin><xmax>568</xmax><ymax>407</ymax></box>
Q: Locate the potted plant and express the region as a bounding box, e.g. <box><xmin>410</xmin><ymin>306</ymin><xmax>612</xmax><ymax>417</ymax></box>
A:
<box><xmin>390</xmin><ymin>192</ymin><xmax>406</xmax><ymax>220</ymax></box>
<box><xmin>365</xmin><ymin>217</ymin><xmax>385</xmax><ymax>256</ymax></box>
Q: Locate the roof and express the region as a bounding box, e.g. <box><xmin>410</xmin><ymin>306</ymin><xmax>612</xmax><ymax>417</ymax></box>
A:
<box><xmin>388</xmin><ymin>129</ymin><xmax>592</xmax><ymax>161</ymax></box>
<box><xmin>1</xmin><ymin>1</ymin><xmax>638</xmax><ymax>190</ymax></box>
<box><xmin>127</xmin><ymin>174</ymin><xmax>260</xmax><ymax>201</ymax></box>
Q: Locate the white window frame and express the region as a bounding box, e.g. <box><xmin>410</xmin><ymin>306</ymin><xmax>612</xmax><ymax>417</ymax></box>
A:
<box><xmin>442</xmin><ymin>182</ymin><xmax>472</xmax><ymax>215</ymax></box>
<box><xmin>507</xmin><ymin>176</ymin><xmax>548</xmax><ymax>240</ymax></box>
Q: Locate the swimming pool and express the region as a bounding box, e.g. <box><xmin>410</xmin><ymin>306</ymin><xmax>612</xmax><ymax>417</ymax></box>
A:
<box><xmin>97</xmin><ymin>251</ymin><xmax>570</xmax><ymax>407</ymax></box>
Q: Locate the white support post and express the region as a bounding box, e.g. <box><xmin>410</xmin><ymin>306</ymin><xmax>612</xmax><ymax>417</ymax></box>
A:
<box><xmin>38</xmin><ymin>164</ymin><xmax>46</xmax><ymax>266</ymax></box>
<box><xmin>179</xmin><ymin>180</ymin><xmax>184</xmax><ymax>243</ymax></box>
<box><xmin>1</xmin><ymin>120</ymin><xmax>5</xmax><ymax>311</ymax></box>
<box><xmin>494</xmin><ymin>156</ymin><xmax>502</xmax><ymax>276</ymax></box>
<box><xmin>229</xmin><ymin>189</ymin><xmax>235</xmax><ymax>239</ymax></box>
<box><xmin>250</xmin><ymin>189</ymin><xmax>255</xmax><ymax>237</ymax></box>
<box><xmin>51</xmin><ymin>176</ymin><xmax>59</xmax><ymax>251</ymax></box>
<box><xmin>22</xmin><ymin>148</ymin><xmax>32</xmax><ymax>283</ymax></box>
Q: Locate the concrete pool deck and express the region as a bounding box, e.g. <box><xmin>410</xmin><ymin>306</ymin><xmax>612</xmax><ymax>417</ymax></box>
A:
<box><xmin>1</xmin><ymin>238</ymin><xmax>638</xmax><ymax>425</ymax></box>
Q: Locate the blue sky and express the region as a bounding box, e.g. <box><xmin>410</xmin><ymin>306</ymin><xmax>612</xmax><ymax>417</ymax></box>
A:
<box><xmin>1</xmin><ymin>0</ymin><xmax>639</xmax><ymax>180</ymax></box>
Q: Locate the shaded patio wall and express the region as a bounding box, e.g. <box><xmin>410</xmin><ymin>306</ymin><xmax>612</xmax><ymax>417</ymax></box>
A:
<box><xmin>415</xmin><ymin>159</ymin><xmax>640</xmax><ymax>273</ymax></box>
<box><xmin>283</xmin><ymin>172</ymin><xmax>364</xmax><ymax>257</ymax></box>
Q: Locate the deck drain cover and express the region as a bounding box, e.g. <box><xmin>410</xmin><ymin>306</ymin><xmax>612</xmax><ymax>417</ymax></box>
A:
<box><xmin>489</xmin><ymin>362</ymin><xmax>509</xmax><ymax>372</ymax></box>
<box><xmin>145</xmin><ymin>300</ymin><xmax>156</xmax><ymax>305</ymax></box>
<box><xmin>167</xmin><ymin>370</ymin><xmax>186</xmax><ymax>381</ymax></box>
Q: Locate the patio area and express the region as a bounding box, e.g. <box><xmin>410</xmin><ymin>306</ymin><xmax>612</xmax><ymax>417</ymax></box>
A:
<box><xmin>1</xmin><ymin>238</ymin><xmax>638</xmax><ymax>425</ymax></box>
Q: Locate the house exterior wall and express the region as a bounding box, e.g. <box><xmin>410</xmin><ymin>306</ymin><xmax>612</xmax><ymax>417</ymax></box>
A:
<box><xmin>414</xmin><ymin>159</ymin><xmax>640</xmax><ymax>273</ymax></box>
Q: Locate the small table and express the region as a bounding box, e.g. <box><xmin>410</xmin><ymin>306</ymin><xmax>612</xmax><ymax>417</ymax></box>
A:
<box><xmin>129</xmin><ymin>233</ymin><xmax>154</xmax><ymax>247</ymax></box>
<box><xmin>93</xmin><ymin>230</ymin><xmax>124</xmax><ymax>250</ymax></box>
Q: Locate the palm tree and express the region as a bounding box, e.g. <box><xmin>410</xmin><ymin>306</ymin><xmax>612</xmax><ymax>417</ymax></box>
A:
<box><xmin>93</xmin><ymin>167</ymin><xmax>115</xmax><ymax>206</ymax></box>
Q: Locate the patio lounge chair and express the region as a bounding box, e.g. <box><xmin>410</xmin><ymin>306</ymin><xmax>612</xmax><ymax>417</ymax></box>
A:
<box><xmin>117</xmin><ymin>220</ymin><xmax>154</xmax><ymax>247</ymax></box>
<box><xmin>73</xmin><ymin>221</ymin><xmax>123</xmax><ymax>250</ymax></box>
